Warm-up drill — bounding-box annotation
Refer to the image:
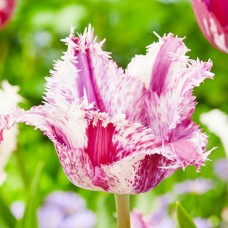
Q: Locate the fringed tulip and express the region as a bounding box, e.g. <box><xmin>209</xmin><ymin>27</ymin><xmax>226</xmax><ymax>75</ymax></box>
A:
<box><xmin>0</xmin><ymin>81</ymin><xmax>22</xmax><ymax>184</ymax></box>
<box><xmin>0</xmin><ymin>25</ymin><xmax>214</xmax><ymax>194</ymax></box>
<box><xmin>192</xmin><ymin>0</ymin><xmax>228</xmax><ymax>53</ymax></box>
<box><xmin>0</xmin><ymin>0</ymin><xmax>16</xmax><ymax>28</ymax></box>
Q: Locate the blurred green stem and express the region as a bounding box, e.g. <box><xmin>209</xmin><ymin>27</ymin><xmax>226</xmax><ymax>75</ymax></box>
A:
<box><xmin>15</xmin><ymin>148</ymin><xmax>29</xmax><ymax>190</ymax></box>
<box><xmin>115</xmin><ymin>194</ymin><xmax>130</xmax><ymax>228</ymax></box>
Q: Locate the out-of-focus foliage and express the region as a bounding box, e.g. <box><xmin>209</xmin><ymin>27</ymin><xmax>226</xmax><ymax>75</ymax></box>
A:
<box><xmin>0</xmin><ymin>0</ymin><xmax>228</xmax><ymax>227</ymax></box>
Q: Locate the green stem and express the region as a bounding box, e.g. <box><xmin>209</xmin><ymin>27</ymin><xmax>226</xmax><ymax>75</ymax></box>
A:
<box><xmin>15</xmin><ymin>147</ymin><xmax>29</xmax><ymax>190</ymax></box>
<box><xmin>115</xmin><ymin>194</ymin><xmax>130</xmax><ymax>228</ymax></box>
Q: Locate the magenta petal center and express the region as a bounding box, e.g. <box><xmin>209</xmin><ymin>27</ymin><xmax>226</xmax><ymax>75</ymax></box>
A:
<box><xmin>85</xmin><ymin>120</ymin><xmax>115</xmax><ymax>167</ymax></box>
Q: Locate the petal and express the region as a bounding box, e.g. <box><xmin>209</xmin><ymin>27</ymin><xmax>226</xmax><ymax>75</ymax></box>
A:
<box><xmin>71</xmin><ymin>26</ymin><xmax>149</xmax><ymax>123</ymax></box>
<box><xmin>1</xmin><ymin>103</ymin><xmax>167</xmax><ymax>193</ymax></box>
<box><xmin>145</xmin><ymin>57</ymin><xmax>213</xmax><ymax>139</ymax></box>
<box><xmin>56</xmin><ymin>143</ymin><xmax>103</xmax><ymax>191</ymax></box>
<box><xmin>15</xmin><ymin>103</ymin><xmax>88</xmax><ymax>150</ymax></box>
<box><xmin>126</xmin><ymin>33</ymin><xmax>189</xmax><ymax>95</ymax></box>
<box><xmin>94</xmin><ymin>121</ymin><xmax>210</xmax><ymax>193</ymax></box>
<box><xmin>98</xmin><ymin>149</ymin><xmax>177</xmax><ymax>193</ymax></box>
<box><xmin>168</xmin><ymin>121</ymin><xmax>211</xmax><ymax>170</ymax></box>
<box><xmin>1</xmin><ymin>103</ymin><xmax>210</xmax><ymax>193</ymax></box>
<box><xmin>126</xmin><ymin>33</ymin><xmax>213</xmax><ymax>133</ymax></box>
<box><xmin>46</xmin><ymin>26</ymin><xmax>148</xmax><ymax>124</ymax></box>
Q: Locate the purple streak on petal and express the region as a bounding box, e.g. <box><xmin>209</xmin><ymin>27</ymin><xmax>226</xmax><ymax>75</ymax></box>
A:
<box><xmin>91</xmin><ymin>167</ymin><xmax>110</xmax><ymax>191</ymax></box>
<box><xmin>150</xmin><ymin>34</ymin><xmax>182</xmax><ymax>96</ymax></box>
<box><xmin>139</xmin><ymin>41</ymin><xmax>213</xmax><ymax>141</ymax></box>
<box><xmin>68</xmin><ymin>26</ymin><xmax>108</xmax><ymax>110</ymax></box>
<box><xmin>75</xmin><ymin>48</ymin><xmax>102</xmax><ymax>109</ymax></box>
<box><xmin>70</xmin><ymin>27</ymin><xmax>148</xmax><ymax>124</ymax></box>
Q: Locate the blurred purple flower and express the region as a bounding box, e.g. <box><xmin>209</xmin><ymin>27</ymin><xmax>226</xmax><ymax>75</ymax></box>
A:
<box><xmin>214</xmin><ymin>158</ymin><xmax>228</xmax><ymax>182</ymax></box>
<box><xmin>173</xmin><ymin>178</ymin><xmax>215</xmax><ymax>194</ymax></box>
<box><xmin>0</xmin><ymin>0</ymin><xmax>16</xmax><ymax>29</ymax></box>
<box><xmin>44</xmin><ymin>190</ymin><xmax>86</xmax><ymax>213</ymax></box>
<box><xmin>131</xmin><ymin>194</ymin><xmax>211</xmax><ymax>228</ymax></box>
<box><xmin>130</xmin><ymin>211</ymin><xmax>147</xmax><ymax>228</ymax></box>
<box><xmin>0</xmin><ymin>25</ymin><xmax>214</xmax><ymax>194</ymax></box>
<box><xmin>194</xmin><ymin>217</ymin><xmax>212</xmax><ymax>228</ymax></box>
<box><xmin>131</xmin><ymin>194</ymin><xmax>175</xmax><ymax>228</ymax></box>
<box><xmin>11</xmin><ymin>201</ymin><xmax>25</xmax><ymax>220</ymax></box>
<box><xmin>192</xmin><ymin>0</ymin><xmax>228</xmax><ymax>53</ymax></box>
<box><xmin>0</xmin><ymin>81</ymin><xmax>23</xmax><ymax>185</ymax></box>
<box><xmin>37</xmin><ymin>191</ymin><xmax>96</xmax><ymax>228</ymax></box>
<box><xmin>131</xmin><ymin>210</ymin><xmax>174</xmax><ymax>228</ymax></box>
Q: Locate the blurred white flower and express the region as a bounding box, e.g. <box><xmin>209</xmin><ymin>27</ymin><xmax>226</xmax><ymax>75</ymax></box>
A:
<box><xmin>11</xmin><ymin>201</ymin><xmax>25</xmax><ymax>220</ymax></box>
<box><xmin>200</xmin><ymin>109</ymin><xmax>228</xmax><ymax>156</ymax></box>
<box><xmin>37</xmin><ymin>191</ymin><xmax>96</xmax><ymax>228</ymax></box>
<box><xmin>0</xmin><ymin>81</ymin><xmax>23</xmax><ymax>185</ymax></box>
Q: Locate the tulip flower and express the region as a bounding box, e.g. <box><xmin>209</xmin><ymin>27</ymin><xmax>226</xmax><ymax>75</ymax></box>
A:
<box><xmin>0</xmin><ymin>25</ymin><xmax>214</xmax><ymax>227</ymax></box>
<box><xmin>0</xmin><ymin>0</ymin><xmax>16</xmax><ymax>29</ymax></box>
<box><xmin>0</xmin><ymin>81</ymin><xmax>22</xmax><ymax>185</ymax></box>
<box><xmin>191</xmin><ymin>0</ymin><xmax>228</xmax><ymax>53</ymax></box>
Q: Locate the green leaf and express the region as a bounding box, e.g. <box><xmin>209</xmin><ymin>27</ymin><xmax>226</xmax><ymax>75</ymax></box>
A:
<box><xmin>17</xmin><ymin>161</ymin><xmax>44</xmax><ymax>228</ymax></box>
<box><xmin>176</xmin><ymin>201</ymin><xmax>196</xmax><ymax>228</ymax></box>
<box><xmin>0</xmin><ymin>194</ymin><xmax>16</xmax><ymax>228</ymax></box>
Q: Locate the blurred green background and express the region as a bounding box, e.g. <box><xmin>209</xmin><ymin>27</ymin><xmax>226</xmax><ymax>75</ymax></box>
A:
<box><xmin>0</xmin><ymin>0</ymin><xmax>228</xmax><ymax>227</ymax></box>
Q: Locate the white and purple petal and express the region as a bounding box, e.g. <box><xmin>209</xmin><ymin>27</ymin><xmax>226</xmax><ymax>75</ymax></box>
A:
<box><xmin>46</xmin><ymin>26</ymin><xmax>148</xmax><ymax>124</ymax></box>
